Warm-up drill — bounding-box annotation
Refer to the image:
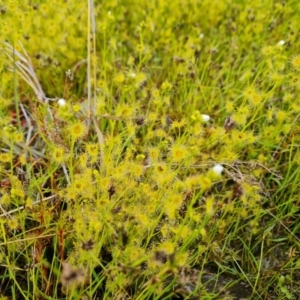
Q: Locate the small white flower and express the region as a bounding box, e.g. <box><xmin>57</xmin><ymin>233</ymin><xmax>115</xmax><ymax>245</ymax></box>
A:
<box><xmin>57</xmin><ymin>98</ymin><xmax>66</xmax><ymax>107</ymax></box>
<box><xmin>277</xmin><ymin>40</ymin><xmax>285</xmax><ymax>46</ymax></box>
<box><xmin>201</xmin><ymin>114</ymin><xmax>210</xmax><ymax>122</ymax></box>
<box><xmin>129</xmin><ymin>72</ymin><xmax>136</xmax><ymax>78</ymax></box>
<box><xmin>212</xmin><ymin>164</ymin><xmax>224</xmax><ymax>175</ymax></box>
<box><xmin>66</xmin><ymin>69</ymin><xmax>72</xmax><ymax>79</ymax></box>
<box><xmin>199</xmin><ymin>33</ymin><xmax>204</xmax><ymax>39</ymax></box>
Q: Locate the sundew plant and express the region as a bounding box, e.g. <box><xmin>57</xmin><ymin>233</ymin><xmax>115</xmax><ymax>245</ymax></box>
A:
<box><xmin>0</xmin><ymin>0</ymin><xmax>300</xmax><ymax>299</ymax></box>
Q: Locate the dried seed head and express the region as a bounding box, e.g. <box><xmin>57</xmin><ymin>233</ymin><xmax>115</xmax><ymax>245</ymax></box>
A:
<box><xmin>108</xmin><ymin>185</ymin><xmax>116</xmax><ymax>199</ymax></box>
<box><xmin>153</xmin><ymin>251</ymin><xmax>168</xmax><ymax>264</ymax></box>
<box><xmin>60</xmin><ymin>262</ymin><xmax>87</xmax><ymax>287</ymax></box>
<box><xmin>135</xmin><ymin>116</ymin><xmax>145</xmax><ymax>126</ymax></box>
<box><xmin>224</xmin><ymin>115</ymin><xmax>235</xmax><ymax>132</ymax></box>
<box><xmin>173</xmin><ymin>56</ymin><xmax>185</xmax><ymax>64</ymax></box>
<box><xmin>82</xmin><ymin>239</ymin><xmax>94</xmax><ymax>251</ymax></box>
<box><xmin>232</xmin><ymin>183</ymin><xmax>244</xmax><ymax>199</ymax></box>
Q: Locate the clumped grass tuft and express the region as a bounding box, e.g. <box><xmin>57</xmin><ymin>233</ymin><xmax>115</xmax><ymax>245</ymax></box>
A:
<box><xmin>0</xmin><ymin>0</ymin><xmax>300</xmax><ymax>299</ymax></box>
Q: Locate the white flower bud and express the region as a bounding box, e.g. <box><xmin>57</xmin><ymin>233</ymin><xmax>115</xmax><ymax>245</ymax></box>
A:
<box><xmin>212</xmin><ymin>164</ymin><xmax>224</xmax><ymax>175</ymax></box>
<box><xmin>57</xmin><ymin>98</ymin><xmax>66</xmax><ymax>107</ymax></box>
<box><xmin>201</xmin><ymin>114</ymin><xmax>210</xmax><ymax>122</ymax></box>
<box><xmin>277</xmin><ymin>40</ymin><xmax>285</xmax><ymax>46</ymax></box>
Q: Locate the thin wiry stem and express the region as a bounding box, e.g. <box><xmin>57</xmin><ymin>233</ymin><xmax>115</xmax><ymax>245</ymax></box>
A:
<box><xmin>87</xmin><ymin>0</ymin><xmax>105</xmax><ymax>169</ymax></box>
<box><xmin>90</xmin><ymin>0</ymin><xmax>97</xmax><ymax>111</ymax></box>
<box><xmin>87</xmin><ymin>0</ymin><xmax>92</xmax><ymax>119</ymax></box>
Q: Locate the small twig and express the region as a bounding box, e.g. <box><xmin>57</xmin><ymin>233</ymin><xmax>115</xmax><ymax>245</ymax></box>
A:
<box><xmin>0</xmin><ymin>194</ymin><xmax>57</xmax><ymax>218</ymax></box>
<box><xmin>234</xmin><ymin>160</ymin><xmax>283</xmax><ymax>180</ymax></box>
<box><xmin>0</xmin><ymin>229</ymin><xmax>75</xmax><ymax>248</ymax></box>
<box><xmin>61</xmin><ymin>164</ymin><xmax>70</xmax><ymax>185</ymax></box>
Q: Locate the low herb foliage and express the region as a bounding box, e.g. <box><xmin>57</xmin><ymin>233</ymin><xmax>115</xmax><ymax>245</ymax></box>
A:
<box><xmin>0</xmin><ymin>0</ymin><xmax>300</xmax><ymax>299</ymax></box>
